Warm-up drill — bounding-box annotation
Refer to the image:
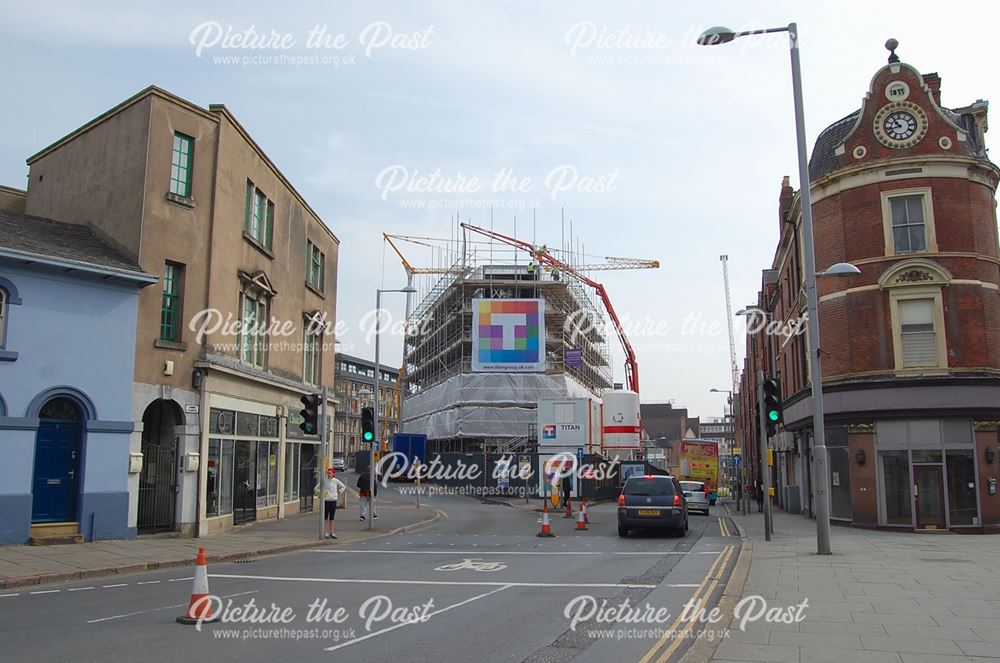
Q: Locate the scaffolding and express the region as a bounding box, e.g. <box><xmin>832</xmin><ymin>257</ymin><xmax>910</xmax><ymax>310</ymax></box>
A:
<box><xmin>401</xmin><ymin>264</ymin><xmax>612</xmax><ymax>451</ymax></box>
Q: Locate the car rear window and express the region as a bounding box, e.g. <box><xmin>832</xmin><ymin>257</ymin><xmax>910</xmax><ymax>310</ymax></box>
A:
<box><xmin>680</xmin><ymin>481</ymin><xmax>705</xmax><ymax>491</ymax></box>
<box><xmin>624</xmin><ymin>477</ymin><xmax>676</xmax><ymax>496</ymax></box>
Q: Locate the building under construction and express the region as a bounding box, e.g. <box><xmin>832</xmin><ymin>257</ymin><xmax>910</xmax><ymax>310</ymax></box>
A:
<box><xmin>395</xmin><ymin>222</ymin><xmax>655</xmax><ymax>454</ymax></box>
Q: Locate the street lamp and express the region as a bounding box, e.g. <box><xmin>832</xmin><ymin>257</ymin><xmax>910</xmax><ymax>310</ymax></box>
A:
<box><xmin>699</xmin><ymin>23</ymin><xmax>861</xmax><ymax>555</ymax></box>
<box><xmin>370</xmin><ymin>285</ymin><xmax>417</xmax><ymax>530</ymax></box>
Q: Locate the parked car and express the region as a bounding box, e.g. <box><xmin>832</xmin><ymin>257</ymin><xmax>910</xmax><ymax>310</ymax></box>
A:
<box><xmin>617</xmin><ymin>475</ymin><xmax>688</xmax><ymax>538</ymax></box>
<box><xmin>330</xmin><ymin>457</ymin><xmax>346</xmax><ymax>471</ymax></box>
<box><xmin>679</xmin><ymin>480</ymin><xmax>711</xmax><ymax>514</ymax></box>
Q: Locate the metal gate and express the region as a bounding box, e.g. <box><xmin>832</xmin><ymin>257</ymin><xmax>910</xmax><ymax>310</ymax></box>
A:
<box><xmin>233</xmin><ymin>441</ymin><xmax>257</xmax><ymax>525</ymax></box>
<box><xmin>138</xmin><ymin>439</ymin><xmax>177</xmax><ymax>533</ymax></box>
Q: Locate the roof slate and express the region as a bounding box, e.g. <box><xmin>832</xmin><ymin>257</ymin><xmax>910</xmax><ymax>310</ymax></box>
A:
<box><xmin>0</xmin><ymin>210</ymin><xmax>143</xmax><ymax>273</ymax></box>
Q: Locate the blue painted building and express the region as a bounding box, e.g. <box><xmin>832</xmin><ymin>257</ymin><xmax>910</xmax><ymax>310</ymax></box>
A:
<box><xmin>0</xmin><ymin>211</ymin><xmax>156</xmax><ymax>544</ymax></box>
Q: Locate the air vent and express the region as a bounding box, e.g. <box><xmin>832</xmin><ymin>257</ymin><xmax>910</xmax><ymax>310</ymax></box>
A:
<box><xmin>885</xmin><ymin>167</ymin><xmax>923</xmax><ymax>176</ymax></box>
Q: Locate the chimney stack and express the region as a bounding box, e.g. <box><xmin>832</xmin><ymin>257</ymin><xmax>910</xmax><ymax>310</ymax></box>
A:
<box><xmin>778</xmin><ymin>175</ymin><xmax>794</xmax><ymax>231</ymax></box>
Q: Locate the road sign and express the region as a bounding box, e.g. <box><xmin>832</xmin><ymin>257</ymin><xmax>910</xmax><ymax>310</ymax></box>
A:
<box><xmin>732</xmin><ymin>454</ymin><xmax>741</xmax><ymax>466</ymax></box>
<box><xmin>576</xmin><ymin>447</ymin><xmax>584</xmax><ymax>460</ymax></box>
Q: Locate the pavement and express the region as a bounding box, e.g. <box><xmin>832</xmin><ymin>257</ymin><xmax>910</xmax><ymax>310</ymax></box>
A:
<box><xmin>685</xmin><ymin>499</ymin><xmax>1000</xmax><ymax>663</ymax></box>
<box><xmin>0</xmin><ymin>485</ymin><xmax>441</xmax><ymax>590</ymax></box>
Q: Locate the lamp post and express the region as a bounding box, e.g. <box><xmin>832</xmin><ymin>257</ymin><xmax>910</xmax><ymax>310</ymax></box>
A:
<box><xmin>370</xmin><ymin>285</ymin><xmax>417</xmax><ymax>530</ymax></box>
<box><xmin>699</xmin><ymin>24</ymin><xmax>861</xmax><ymax>554</ymax></box>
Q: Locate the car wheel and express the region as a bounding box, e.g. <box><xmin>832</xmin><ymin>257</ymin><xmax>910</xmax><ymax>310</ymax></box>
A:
<box><xmin>618</xmin><ymin>524</ymin><xmax>629</xmax><ymax>538</ymax></box>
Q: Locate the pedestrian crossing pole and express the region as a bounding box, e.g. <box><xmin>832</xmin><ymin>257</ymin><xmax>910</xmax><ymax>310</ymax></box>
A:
<box><xmin>318</xmin><ymin>385</ymin><xmax>328</xmax><ymax>541</ymax></box>
<box><xmin>755</xmin><ymin>371</ymin><xmax>773</xmax><ymax>541</ymax></box>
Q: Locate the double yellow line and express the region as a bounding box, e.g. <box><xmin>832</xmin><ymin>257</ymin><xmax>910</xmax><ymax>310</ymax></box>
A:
<box><xmin>638</xmin><ymin>543</ymin><xmax>735</xmax><ymax>663</ymax></box>
<box><xmin>718</xmin><ymin>517</ymin><xmax>731</xmax><ymax>537</ymax></box>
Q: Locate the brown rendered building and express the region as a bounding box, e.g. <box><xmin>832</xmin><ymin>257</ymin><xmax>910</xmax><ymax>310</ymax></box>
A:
<box><xmin>738</xmin><ymin>49</ymin><xmax>1000</xmax><ymax>532</ymax></box>
<box><xmin>22</xmin><ymin>86</ymin><xmax>339</xmax><ymax>536</ymax></box>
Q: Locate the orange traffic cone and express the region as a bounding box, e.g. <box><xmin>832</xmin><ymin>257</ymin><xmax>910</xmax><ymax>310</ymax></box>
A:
<box><xmin>576</xmin><ymin>506</ymin><xmax>588</xmax><ymax>530</ymax></box>
<box><xmin>563</xmin><ymin>498</ymin><xmax>574</xmax><ymax>519</ymax></box>
<box><xmin>177</xmin><ymin>547</ymin><xmax>219</xmax><ymax>625</ymax></box>
<box><xmin>537</xmin><ymin>505</ymin><xmax>556</xmax><ymax>538</ymax></box>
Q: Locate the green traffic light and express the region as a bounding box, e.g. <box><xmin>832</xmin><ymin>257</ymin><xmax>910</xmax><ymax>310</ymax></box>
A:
<box><xmin>363</xmin><ymin>432</ymin><xmax>374</xmax><ymax>442</ymax></box>
<box><xmin>768</xmin><ymin>410</ymin><xmax>779</xmax><ymax>421</ymax></box>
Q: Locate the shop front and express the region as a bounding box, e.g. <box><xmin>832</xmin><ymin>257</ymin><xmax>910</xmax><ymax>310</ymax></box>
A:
<box><xmin>809</xmin><ymin>418</ymin><xmax>997</xmax><ymax>532</ymax></box>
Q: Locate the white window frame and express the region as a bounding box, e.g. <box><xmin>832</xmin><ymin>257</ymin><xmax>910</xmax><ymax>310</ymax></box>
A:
<box><xmin>239</xmin><ymin>291</ymin><xmax>269</xmax><ymax>368</ymax></box>
<box><xmin>889</xmin><ymin>287</ymin><xmax>947</xmax><ymax>372</ymax></box>
<box><xmin>881</xmin><ymin>188</ymin><xmax>937</xmax><ymax>257</ymax></box>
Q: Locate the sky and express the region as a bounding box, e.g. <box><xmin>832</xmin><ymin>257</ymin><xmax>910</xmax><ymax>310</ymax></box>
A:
<box><xmin>3</xmin><ymin>0</ymin><xmax>999</xmax><ymax>421</ymax></box>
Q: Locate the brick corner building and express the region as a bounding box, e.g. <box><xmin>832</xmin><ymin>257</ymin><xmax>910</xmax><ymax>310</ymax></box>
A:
<box><xmin>738</xmin><ymin>45</ymin><xmax>1000</xmax><ymax>532</ymax></box>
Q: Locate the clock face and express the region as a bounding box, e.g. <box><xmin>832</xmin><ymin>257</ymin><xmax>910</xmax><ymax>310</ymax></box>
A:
<box><xmin>873</xmin><ymin>102</ymin><xmax>928</xmax><ymax>149</ymax></box>
<box><xmin>883</xmin><ymin>111</ymin><xmax>917</xmax><ymax>140</ymax></box>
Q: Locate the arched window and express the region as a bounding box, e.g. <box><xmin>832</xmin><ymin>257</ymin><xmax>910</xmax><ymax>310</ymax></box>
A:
<box><xmin>39</xmin><ymin>397</ymin><xmax>83</xmax><ymax>421</ymax></box>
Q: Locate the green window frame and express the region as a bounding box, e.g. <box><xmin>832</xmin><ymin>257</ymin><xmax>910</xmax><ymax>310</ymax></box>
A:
<box><xmin>240</xmin><ymin>291</ymin><xmax>269</xmax><ymax>367</ymax></box>
<box><xmin>303</xmin><ymin>328</ymin><xmax>321</xmax><ymax>385</ymax></box>
<box><xmin>160</xmin><ymin>263</ymin><xmax>183</xmax><ymax>341</ymax></box>
<box><xmin>243</xmin><ymin>180</ymin><xmax>274</xmax><ymax>251</ymax></box>
<box><xmin>170</xmin><ymin>133</ymin><xmax>193</xmax><ymax>197</ymax></box>
<box><xmin>307</xmin><ymin>240</ymin><xmax>325</xmax><ymax>292</ymax></box>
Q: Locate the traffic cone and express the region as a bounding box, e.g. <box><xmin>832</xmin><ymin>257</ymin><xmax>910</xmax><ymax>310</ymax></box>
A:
<box><xmin>576</xmin><ymin>507</ymin><xmax>588</xmax><ymax>530</ymax></box>
<box><xmin>537</xmin><ymin>505</ymin><xmax>555</xmax><ymax>538</ymax></box>
<box><xmin>177</xmin><ymin>547</ymin><xmax>220</xmax><ymax>625</ymax></box>
<box><xmin>563</xmin><ymin>498</ymin><xmax>574</xmax><ymax>519</ymax></box>
<box><xmin>582</xmin><ymin>499</ymin><xmax>589</xmax><ymax>524</ymax></box>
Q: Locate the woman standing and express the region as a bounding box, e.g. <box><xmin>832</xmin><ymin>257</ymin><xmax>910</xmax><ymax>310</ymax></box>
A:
<box><xmin>320</xmin><ymin>467</ymin><xmax>347</xmax><ymax>539</ymax></box>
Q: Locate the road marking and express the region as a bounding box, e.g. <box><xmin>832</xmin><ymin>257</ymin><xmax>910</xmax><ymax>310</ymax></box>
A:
<box><xmin>652</xmin><ymin>544</ymin><xmax>735</xmax><ymax>663</ymax></box>
<box><xmin>311</xmin><ymin>549</ymin><xmax>600</xmax><ymax>556</ymax></box>
<box><xmin>324</xmin><ymin>585</ymin><xmax>511</xmax><ymax>652</ymax></box>
<box><xmin>86</xmin><ymin>590</ymin><xmax>258</xmax><ymax>624</ymax></box>
<box><xmin>168</xmin><ymin>577</ymin><xmax>193</xmax><ymax>582</ymax></box>
<box><xmin>210</xmin><ymin>573</ymin><xmax>657</xmax><ymax>589</ymax></box>
<box><xmin>1</xmin><ymin>593</ymin><xmax>20</xmax><ymax>597</ymax></box>
<box><xmin>29</xmin><ymin>589</ymin><xmax>61</xmax><ymax>595</ymax></box>
<box><xmin>68</xmin><ymin>587</ymin><xmax>94</xmax><ymax>592</ymax></box>
<box><xmin>137</xmin><ymin>580</ymin><xmax>161</xmax><ymax>585</ymax></box>
<box><xmin>434</xmin><ymin>559</ymin><xmax>508</xmax><ymax>573</ymax></box>
<box><xmin>638</xmin><ymin>544</ymin><xmax>734</xmax><ymax>663</ymax></box>
<box><xmin>102</xmin><ymin>584</ymin><xmax>127</xmax><ymax>588</ymax></box>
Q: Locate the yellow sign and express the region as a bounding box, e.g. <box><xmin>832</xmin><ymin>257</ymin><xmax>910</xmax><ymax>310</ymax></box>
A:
<box><xmin>731</xmin><ymin>447</ymin><xmax>742</xmax><ymax>455</ymax></box>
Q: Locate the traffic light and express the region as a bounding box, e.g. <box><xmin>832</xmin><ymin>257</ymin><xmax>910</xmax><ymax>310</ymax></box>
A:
<box><xmin>763</xmin><ymin>377</ymin><xmax>783</xmax><ymax>437</ymax></box>
<box><xmin>361</xmin><ymin>407</ymin><xmax>375</xmax><ymax>444</ymax></box>
<box><xmin>299</xmin><ymin>393</ymin><xmax>320</xmax><ymax>435</ymax></box>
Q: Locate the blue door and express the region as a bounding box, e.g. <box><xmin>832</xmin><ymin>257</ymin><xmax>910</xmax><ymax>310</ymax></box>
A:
<box><xmin>32</xmin><ymin>421</ymin><xmax>81</xmax><ymax>523</ymax></box>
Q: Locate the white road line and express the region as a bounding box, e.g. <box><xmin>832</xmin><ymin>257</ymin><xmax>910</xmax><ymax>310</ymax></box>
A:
<box><xmin>137</xmin><ymin>580</ymin><xmax>161</xmax><ymax>585</ymax></box>
<box><xmin>324</xmin><ymin>585</ymin><xmax>511</xmax><ymax>653</ymax></box>
<box><xmin>68</xmin><ymin>587</ymin><xmax>94</xmax><ymax>592</ymax></box>
<box><xmin>310</xmin><ymin>550</ymin><xmax>600</xmax><ymax>556</ymax></box>
<box><xmin>1</xmin><ymin>593</ymin><xmax>20</xmax><ymax>597</ymax></box>
<box><xmin>29</xmin><ymin>589</ymin><xmax>60</xmax><ymax>595</ymax></box>
<box><xmin>210</xmin><ymin>573</ymin><xmax>657</xmax><ymax>589</ymax></box>
<box><xmin>102</xmin><ymin>584</ymin><xmax>128</xmax><ymax>588</ymax></box>
<box><xmin>86</xmin><ymin>590</ymin><xmax>258</xmax><ymax>624</ymax></box>
<box><xmin>168</xmin><ymin>577</ymin><xmax>193</xmax><ymax>582</ymax></box>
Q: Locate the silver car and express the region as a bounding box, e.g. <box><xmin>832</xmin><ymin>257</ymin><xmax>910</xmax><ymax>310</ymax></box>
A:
<box><xmin>680</xmin><ymin>481</ymin><xmax>710</xmax><ymax>514</ymax></box>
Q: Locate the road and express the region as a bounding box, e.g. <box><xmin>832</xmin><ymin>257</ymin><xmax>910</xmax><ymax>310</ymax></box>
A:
<box><xmin>0</xmin><ymin>488</ymin><xmax>739</xmax><ymax>663</ymax></box>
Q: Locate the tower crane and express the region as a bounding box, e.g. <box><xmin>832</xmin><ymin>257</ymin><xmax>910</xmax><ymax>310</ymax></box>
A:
<box><xmin>720</xmin><ymin>254</ymin><xmax>739</xmax><ymax>395</ymax></box>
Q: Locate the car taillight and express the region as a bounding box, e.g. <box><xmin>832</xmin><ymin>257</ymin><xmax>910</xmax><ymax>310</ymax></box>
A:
<box><xmin>618</xmin><ymin>493</ymin><xmax>625</xmax><ymax>507</ymax></box>
<box><xmin>673</xmin><ymin>494</ymin><xmax>682</xmax><ymax>507</ymax></box>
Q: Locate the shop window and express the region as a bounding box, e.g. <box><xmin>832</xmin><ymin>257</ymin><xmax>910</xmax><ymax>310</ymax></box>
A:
<box><xmin>946</xmin><ymin>450</ymin><xmax>977</xmax><ymax>526</ymax></box>
<box><xmin>881</xmin><ymin>451</ymin><xmax>912</xmax><ymax>525</ymax></box>
<box><xmin>220</xmin><ymin>440</ymin><xmax>234</xmax><ymax>516</ymax></box>
<box><xmin>284</xmin><ymin>443</ymin><xmax>301</xmax><ymax>502</ymax></box>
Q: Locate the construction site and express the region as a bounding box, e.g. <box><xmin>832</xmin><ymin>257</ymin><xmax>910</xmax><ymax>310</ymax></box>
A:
<box><xmin>383</xmin><ymin>217</ymin><xmax>658</xmax><ymax>456</ymax></box>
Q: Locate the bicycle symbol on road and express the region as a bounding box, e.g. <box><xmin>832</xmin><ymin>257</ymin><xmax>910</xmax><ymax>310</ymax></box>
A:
<box><xmin>434</xmin><ymin>558</ymin><xmax>508</xmax><ymax>573</ymax></box>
